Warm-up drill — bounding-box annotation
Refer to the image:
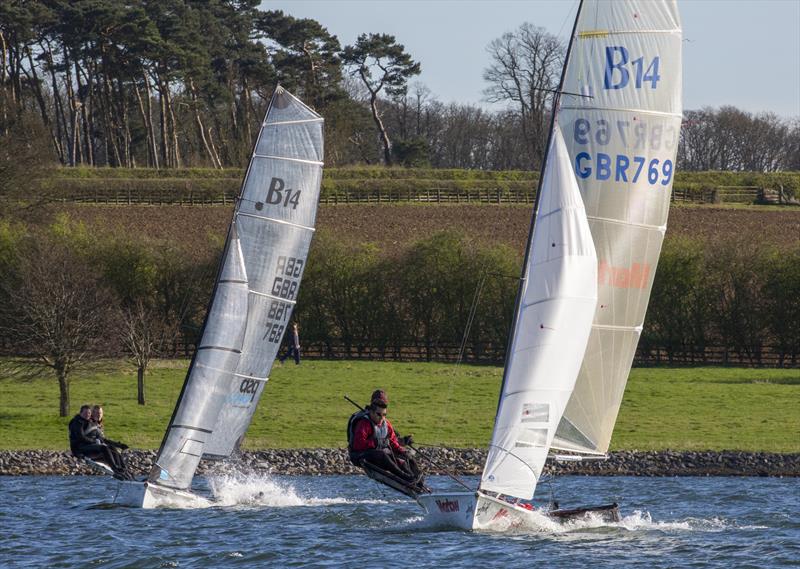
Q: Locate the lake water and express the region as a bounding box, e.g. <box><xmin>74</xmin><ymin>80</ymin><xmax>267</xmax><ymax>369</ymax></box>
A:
<box><xmin>1</xmin><ymin>474</ymin><xmax>797</xmax><ymax>568</ymax></box>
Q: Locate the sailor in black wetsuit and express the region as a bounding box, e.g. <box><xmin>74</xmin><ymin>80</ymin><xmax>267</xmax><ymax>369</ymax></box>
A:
<box><xmin>85</xmin><ymin>405</ymin><xmax>130</xmax><ymax>478</ymax></box>
<box><xmin>68</xmin><ymin>404</ymin><xmax>131</xmax><ymax>479</ymax></box>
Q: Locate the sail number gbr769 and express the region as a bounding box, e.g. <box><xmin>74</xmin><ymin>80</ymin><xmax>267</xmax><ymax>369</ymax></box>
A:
<box><xmin>571</xmin><ymin>45</ymin><xmax>677</xmax><ymax>187</ymax></box>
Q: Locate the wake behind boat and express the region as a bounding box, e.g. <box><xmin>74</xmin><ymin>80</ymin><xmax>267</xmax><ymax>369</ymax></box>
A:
<box><xmin>112</xmin><ymin>86</ymin><xmax>324</xmax><ymax>508</ymax></box>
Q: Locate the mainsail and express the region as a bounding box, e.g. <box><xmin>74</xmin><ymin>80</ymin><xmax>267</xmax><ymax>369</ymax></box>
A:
<box><xmin>553</xmin><ymin>0</ymin><xmax>683</xmax><ymax>454</ymax></box>
<box><xmin>480</xmin><ymin>126</ymin><xmax>598</xmax><ymax>499</ymax></box>
<box><xmin>149</xmin><ymin>87</ymin><xmax>324</xmax><ymax>490</ymax></box>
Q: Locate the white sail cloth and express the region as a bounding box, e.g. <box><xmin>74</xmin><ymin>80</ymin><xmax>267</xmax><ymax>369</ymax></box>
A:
<box><xmin>553</xmin><ymin>0</ymin><xmax>683</xmax><ymax>454</ymax></box>
<box><xmin>150</xmin><ymin>88</ymin><xmax>324</xmax><ymax>490</ymax></box>
<box><xmin>480</xmin><ymin>127</ymin><xmax>597</xmax><ymax>500</ymax></box>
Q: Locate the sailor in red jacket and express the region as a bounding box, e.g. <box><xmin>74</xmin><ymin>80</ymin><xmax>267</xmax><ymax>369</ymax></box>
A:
<box><xmin>347</xmin><ymin>390</ymin><xmax>419</xmax><ymax>484</ymax></box>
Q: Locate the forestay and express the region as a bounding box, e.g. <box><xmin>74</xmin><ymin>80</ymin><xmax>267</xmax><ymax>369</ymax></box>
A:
<box><xmin>150</xmin><ymin>87</ymin><xmax>324</xmax><ymax>490</ymax></box>
<box><xmin>480</xmin><ymin>127</ymin><xmax>597</xmax><ymax>499</ymax></box>
<box><xmin>553</xmin><ymin>0</ymin><xmax>683</xmax><ymax>454</ymax></box>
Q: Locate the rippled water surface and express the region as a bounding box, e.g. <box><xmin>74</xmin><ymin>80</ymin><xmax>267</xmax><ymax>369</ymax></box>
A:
<box><xmin>1</xmin><ymin>474</ymin><xmax>797</xmax><ymax>568</ymax></box>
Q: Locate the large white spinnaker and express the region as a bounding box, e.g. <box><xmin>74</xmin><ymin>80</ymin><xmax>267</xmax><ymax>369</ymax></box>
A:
<box><xmin>149</xmin><ymin>87</ymin><xmax>324</xmax><ymax>489</ymax></box>
<box><xmin>480</xmin><ymin>127</ymin><xmax>597</xmax><ymax>499</ymax></box>
<box><xmin>553</xmin><ymin>0</ymin><xmax>683</xmax><ymax>455</ymax></box>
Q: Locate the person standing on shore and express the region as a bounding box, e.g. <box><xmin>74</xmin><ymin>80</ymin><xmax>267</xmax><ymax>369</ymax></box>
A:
<box><xmin>279</xmin><ymin>322</ymin><xmax>301</xmax><ymax>365</ymax></box>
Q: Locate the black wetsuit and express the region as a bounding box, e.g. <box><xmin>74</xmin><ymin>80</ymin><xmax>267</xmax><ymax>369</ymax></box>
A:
<box><xmin>68</xmin><ymin>415</ymin><xmax>128</xmax><ymax>477</ymax></box>
<box><xmin>85</xmin><ymin>423</ymin><xmax>128</xmax><ymax>475</ymax></box>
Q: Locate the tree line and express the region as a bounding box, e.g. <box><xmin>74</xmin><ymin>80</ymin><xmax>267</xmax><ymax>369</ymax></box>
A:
<box><xmin>1</xmin><ymin>1</ymin><xmax>797</xmax><ymax>175</ymax></box>
<box><xmin>1</xmin><ymin>217</ymin><xmax>798</xmax><ymax>416</ymax></box>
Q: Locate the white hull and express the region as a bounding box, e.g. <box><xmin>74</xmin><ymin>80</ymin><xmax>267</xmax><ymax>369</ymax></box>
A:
<box><xmin>114</xmin><ymin>480</ymin><xmax>213</xmax><ymax>509</ymax></box>
<box><xmin>417</xmin><ymin>491</ymin><xmax>550</xmax><ymax>531</ymax></box>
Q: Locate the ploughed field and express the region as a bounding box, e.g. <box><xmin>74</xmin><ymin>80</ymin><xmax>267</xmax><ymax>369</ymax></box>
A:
<box><xmin>31</xmin><ymin>203</ymin><xmax>800</xmax><ymax>255</ymax></box>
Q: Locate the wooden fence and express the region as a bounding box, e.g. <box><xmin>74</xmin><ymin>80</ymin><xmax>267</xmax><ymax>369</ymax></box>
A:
<box><xmin>295</xmin><ymin>342</ymin><xmax>798</xmax><ymax>368</ymax></box>
<box><xmin>28</xmin><ymin>184</ymin><xmax>778</xmax><ymax>206</ymax></box>
<box><xmin>0</xmin><ymin>335</ymin><xmax>795</xmax><ymax>367</ymax></box>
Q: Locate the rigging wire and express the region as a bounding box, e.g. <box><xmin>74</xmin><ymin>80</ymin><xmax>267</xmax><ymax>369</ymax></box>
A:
<box><xmin>440</xmin><ymin>267</ymin><xmax>488</xmax><ymax>425</ymax></box>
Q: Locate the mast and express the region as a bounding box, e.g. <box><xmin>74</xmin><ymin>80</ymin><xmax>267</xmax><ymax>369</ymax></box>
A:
<box><xmin>489</xmin><ymin>0</ymin><xmax>586</xmax><ymax>429</ymax></box>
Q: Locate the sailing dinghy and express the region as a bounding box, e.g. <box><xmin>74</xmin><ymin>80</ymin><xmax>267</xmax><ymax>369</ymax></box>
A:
<box><xmin>417</xmin><ymin>0</ymin><xmax>682</xmax><ymax>529</ymax></box>
<box><xmin>114</xmin><ymin>87</ymin><xmax>324</xmax><ymax>508</ymax></box>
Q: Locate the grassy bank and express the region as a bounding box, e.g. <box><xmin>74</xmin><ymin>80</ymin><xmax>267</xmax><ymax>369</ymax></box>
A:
<box><xmin>1</xmin><ymin>361</ymin><xmax>797</xmax><ymax>453</ymax></box>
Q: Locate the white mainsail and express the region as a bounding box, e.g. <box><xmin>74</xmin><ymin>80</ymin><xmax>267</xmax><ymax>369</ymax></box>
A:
<box><xmin>149</xmin><ymin>87</ymin><xmax>324</xmax><ymax>490</ymax></box>
<box><xmin>553</xmin><ymin>0</ymin><xmax>683</xmax><ymax>454</ymax></box>
<box><xmin>480</xmin><ymin>126</ymin><xmax>597</xmax><ymax>499</ymax></box>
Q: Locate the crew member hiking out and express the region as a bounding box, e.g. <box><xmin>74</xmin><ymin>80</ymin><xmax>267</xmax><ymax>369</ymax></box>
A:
<box><xmin>86</xmin><ymin>405</ymin><xmax>131</xmax><ymax>479</ymax></box>
<box><xmin>347</xmin><ymin>390</ymin><xmax>428</xmax><ymax>496</ymax></box>
<box><xmin>68</xmin><ymin>404</ymin><xmax>132</xmax><ymax>480</ymax></box>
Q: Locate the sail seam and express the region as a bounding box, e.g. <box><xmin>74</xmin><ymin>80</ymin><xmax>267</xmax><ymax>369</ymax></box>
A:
<box><xmin>252</xmin><ymin>153</ymin><xmax>323</xmax><ymax>166</ymax></box>
<box><xmin>197</xmin><ymin>346</ymin><xmax>242</xmax><ymax>354</ymax></box>
<box><xmin>587</xmin><ymin>215</ymin><xmax>667</xmax><ymax>232</ymax></box>
<box><xmin>236</xmin><ymin>211</ymin><xmax>316</xmax><ymax>232</ymax></box>
<box><xmin>522</xmin><ymin>295</ymin><xmax>598</xmax><ymax>309</ymax></box>
<box><xmin>592</xmin><ymin>323</ymin><xmax>644</xmax><ymax>332</ymax></box>
<box><xmin>170</xmin><ymin>424</ymin><xmax>213</xmax><ymax>434</ymax></box>
<box><xmin>195</xmin><ymin>361</ymin><xmax>270</xmax><ymax>382</ymax></box>
<box><xmin>560</xmin><ymin>105</ymin><xmax>682</xmax><ymax>119</ymax></box>
<box><xmin>579</xmin><ymin>29</ymin><xmax>680</xmax><ymax>37</ymax></box>
<box><xmin>232</xmin><ymin>373</ymin><xmax>269</xmax><ymax>382</ymax></box>
<box><xmin>264</xmin><ymin>118</ymin><xmax>324</xmax><ymax>126</ymax></box>
<box><xmin>537</xmin><ymin>204</ymin><xmax>588</xmax><ymax>220</ymax></box>
<box><xmin>248</xmin><ymin>289</ymin><xmax>298</xmax><ymax>304</ymax></box>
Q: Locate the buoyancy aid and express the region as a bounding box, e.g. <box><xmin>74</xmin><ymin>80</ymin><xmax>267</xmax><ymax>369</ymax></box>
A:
<box><xmin>347</xmin><ymin>409</ymin><xmax>391</xmax><ymax>452</ymax></box>
<box><xmin>347</xmin><ymin>409</ymin><xmax>370</xmax><ymax>452</ymax></box>
<box><xmin>372</xmin><ymin>420</ymin><xmax>389</xmax><ymax>449</ymax></box>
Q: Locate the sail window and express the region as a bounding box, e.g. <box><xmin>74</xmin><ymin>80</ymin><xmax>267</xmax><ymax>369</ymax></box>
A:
<box><xmin>521</xmin><ymin>403</ymin><xmax>549</xmax><ymax>423</ymax></box>
<box><xmin>179</xmin><ymin>439</ymin><xmax>205</xmax><ymax>457</ymax></box>
<box><xmin>515</xmin><ymin>428</ymin><xmax>548</xmax><ymax>448</ymax></box>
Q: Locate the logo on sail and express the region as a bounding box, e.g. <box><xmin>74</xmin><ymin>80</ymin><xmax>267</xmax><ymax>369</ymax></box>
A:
<box><xmin>598</xmin><ymin>260</ymin><xmax>650</xmax><ymax>289</ymax></box>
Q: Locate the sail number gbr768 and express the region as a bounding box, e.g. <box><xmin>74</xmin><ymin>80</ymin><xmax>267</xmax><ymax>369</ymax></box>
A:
<box><xmin>262</xmin><ymin>255</ymin><xmax>304</xmax><ymax>344</ymax></box>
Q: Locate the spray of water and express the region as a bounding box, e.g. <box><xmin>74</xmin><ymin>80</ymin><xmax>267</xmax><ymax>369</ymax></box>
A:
<box><xmin>206</xmin><ymin>471</ymin><xmax>391</xmax><ymax>508</ymax></box>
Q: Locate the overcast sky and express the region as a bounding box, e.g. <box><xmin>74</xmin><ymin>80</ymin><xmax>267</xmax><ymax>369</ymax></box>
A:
<box><xmin>265</xmin><ymin>0</ymin><xmax>800</xmax><ymax>118</ymax></box>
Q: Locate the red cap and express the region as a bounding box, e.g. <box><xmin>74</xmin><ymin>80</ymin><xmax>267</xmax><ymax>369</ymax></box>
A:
<box><xmin>370</xmin><ymin>389</ymin><xmax>388</xmax><ymax>407</ymax></box>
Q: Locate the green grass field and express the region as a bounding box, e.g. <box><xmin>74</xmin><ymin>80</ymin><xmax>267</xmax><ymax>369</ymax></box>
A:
<box><xmin>1</xmin><ymin>360</ymin><xmax>797</xmax><ymax>452</ymax></box>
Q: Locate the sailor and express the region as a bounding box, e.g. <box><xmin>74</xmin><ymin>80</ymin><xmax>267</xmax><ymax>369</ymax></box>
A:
<box><xmin>68</xmin><ymin>404</ymin><xmax>131</xmax><ymax>480</ymax></box>
<box><xmin>86</xmin><ymin>405</ymin><xmax>131</xmax><ymax>478</ymax></box>
<box><xmin>347</xmin><ymin>390</ymin><xmax>423</xmax><ymax>488</ymax></box>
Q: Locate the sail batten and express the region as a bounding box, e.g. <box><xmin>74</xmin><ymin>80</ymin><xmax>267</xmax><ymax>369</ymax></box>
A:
<box><xmin>148</xmin><ymin>87</ymin><xmax>324</xmax><ymax>490</ymax></box>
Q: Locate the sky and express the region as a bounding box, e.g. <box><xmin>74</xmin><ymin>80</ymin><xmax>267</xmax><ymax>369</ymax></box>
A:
<box><xmin>265</xmin><ymin>0</ymin><xmax>800</xmax><ymax>118</ymax></box>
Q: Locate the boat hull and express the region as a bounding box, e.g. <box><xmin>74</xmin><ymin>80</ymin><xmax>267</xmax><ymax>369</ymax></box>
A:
<box><xmin>114</xmin><ymin>481</ymin><xmax>213</xmax><ymax>509</ymax></box>
<box><xmin>417</xmin><ymin>492</ymin><xmax>619</xmax><ymax>530</ymax></box>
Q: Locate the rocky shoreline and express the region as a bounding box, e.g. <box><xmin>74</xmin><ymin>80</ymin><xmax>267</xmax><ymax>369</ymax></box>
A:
<box><xmin>1</xmin><ymin>449</ymin><xmax>799</xmax><ymax>477</ymax></box>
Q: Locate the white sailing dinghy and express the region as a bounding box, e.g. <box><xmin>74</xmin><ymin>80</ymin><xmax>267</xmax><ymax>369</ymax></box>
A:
<box><xmin>417</xmin><ymin>0</ymin><xmax>682</xmax><ymax>530</ymax></box>
<box><xmin>114</xmin><ymin>87</ymin><xmax>324</xmax><ymax>508</ymax></box>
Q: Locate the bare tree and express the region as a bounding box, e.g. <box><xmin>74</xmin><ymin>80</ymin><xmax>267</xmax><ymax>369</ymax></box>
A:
<box><xmin>0</xmin><ymin>241</ymin><xmax>119</xmax><ymax>416</ymax></box>
<box><xmin>483</xmin><ymin>23</ymin><xmax>564</xmax><ymax>169</ymax></box>
<box><xmin>121</xmin><ymin>299</ymin><xmax>178</xmax><ymax>405</ymax></box>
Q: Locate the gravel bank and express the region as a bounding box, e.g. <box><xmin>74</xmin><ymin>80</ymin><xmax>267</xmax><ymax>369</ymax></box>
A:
<box><xmin>1</xmin><ymin>449</ymin><xmax>798</xmax><ymax>477</ymax></box>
